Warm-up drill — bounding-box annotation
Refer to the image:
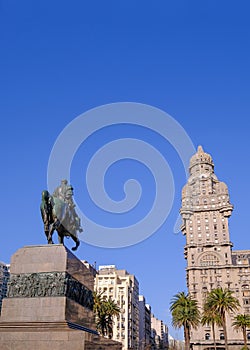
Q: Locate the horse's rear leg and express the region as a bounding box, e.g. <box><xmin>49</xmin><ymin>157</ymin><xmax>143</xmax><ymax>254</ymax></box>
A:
<box><xmin>71</xmin><ymin>236</ymin><xmax>80</xmax><ymax>251</ymax></box>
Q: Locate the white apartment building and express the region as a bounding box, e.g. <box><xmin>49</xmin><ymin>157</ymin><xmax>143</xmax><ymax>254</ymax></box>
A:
<box><xmin>151</xmin><ymin>314</ymin><xmax>168</xmax><ymax>350</ymax></box>
<box><xmin>95</xmin><ymin>265</ymin><xmax>140</xmax><ymax>350</ymax></box>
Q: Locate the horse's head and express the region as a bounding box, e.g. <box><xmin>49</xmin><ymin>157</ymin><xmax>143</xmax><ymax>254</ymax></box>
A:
<box><xmin>41</xmin><ymin>190</ymin><xmax>50</xmax><ymax>201</ymax></box>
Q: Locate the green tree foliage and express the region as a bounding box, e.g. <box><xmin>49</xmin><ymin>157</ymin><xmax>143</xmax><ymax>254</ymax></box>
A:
<box><xmin>170</xmin><ymin>291</ymin><xmax>200</xmax><ymax>350</ymax></box>
<box><xmin>204</xmin><ymin>288</ymin><xmax>240</xmax><ymax>350</ymax></box>
<box><xmin>232</xmin><ymin>314</ymin><xmax>250</xmax><ymax>349</ymax></box>
<box><xmin>201</xmin><ymin>303</ymin><xmax>222</xmax><ymax>350</ymax></box>
<box><xmin>93</xmin><ymin>291</ymin><xmax>120</xmax><ymax>339</ymax></box>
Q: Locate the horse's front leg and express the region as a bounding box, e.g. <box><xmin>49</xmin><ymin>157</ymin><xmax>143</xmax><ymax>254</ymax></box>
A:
<box><xmin>47</xmin><ymin>219</ymin><xmax>59</xmax><ymax>244</ymax></box>
<box><xmin>47</xmin><ymin>226</ymin><xmax>54</xmax><ymax>244</ymax></box>
<box><xmin>44</xmin><ymin>223</ymin><xmax>50</xmax><ymax>243</ymax></box>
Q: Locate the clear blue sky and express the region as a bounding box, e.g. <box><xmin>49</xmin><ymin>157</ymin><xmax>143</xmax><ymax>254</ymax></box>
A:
<box><xmin>1</xmin><ymin>0</ymin><xmax>250</xmax><ymax>340</ymax></box>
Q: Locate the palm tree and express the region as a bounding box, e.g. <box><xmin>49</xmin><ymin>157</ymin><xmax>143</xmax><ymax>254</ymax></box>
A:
<box><xmin>204</xmin><ymin>288</ymin><xmax>240</xmax><ymax>350</ymax></box>
<box><xmin>201</xmin><ymin>303</ymin><xmax>222</xmax><ymax>350</ymax></box>
<box><xmin>93</xmin><ymin>290</ymin><xmax>103</xmax><ymax>315</ymax></box>
<box><xmin>105</xmin><ymin>298</ymin><xmax>120</xmax><ymax>338</ymax></box>
<box><xmin>232</xmin><ymin>314</ymin><xmax>250</xmax><ymax>349</ymax></box>
<box><xmin>93</xmin><ymin>291</ymin><xmax>120</xmax><ymax>338</ymax></box>
<box><xmin>93</xmin><ymin>291</ymin><xmax>107</xmax><ymax>336</ymax></box>
<box><xmin>170</xmin><ymin>291</ymin><xmax>200</xmax><ymax>350</ymax></box>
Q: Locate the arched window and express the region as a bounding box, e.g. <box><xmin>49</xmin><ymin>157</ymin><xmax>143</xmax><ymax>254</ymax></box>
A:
<box><xmin>247</xmin><ymin>333</ymin><xmax>250</xmax><ymax>340</ymax></box>
<box><xmin>202</xmin><ymin>286</ymin><xmax>208</xmax><ymax>298</ymax></box>
<box><xmin>220</xmin><ymin>333</ymin><xmax>225</xmax><ymax>340</ymax></box>
<box><xmin>200</xmin><ymin>254</ymin><xmax>220</xmax><ymax>266</ymax></box>
<box><xmin>205</xmin><ymin>333</ymin><xmax>210</xmax><ymax>340</ymax></box>
<box><xmin>242</xmin><ymin>284</ymin><xmax>249</xmax><ymax>289</ymax></box>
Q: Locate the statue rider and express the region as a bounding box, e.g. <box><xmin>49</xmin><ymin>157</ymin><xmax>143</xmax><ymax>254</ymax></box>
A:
<box><xmin>53</xmin><ymin>180</ymin><xmax>83</xmax><ymax>233</ymax></box>
<box><xmin>53</xmin><ymin>179</ymin><xmax>69</xmax><ymax>202</ymax></box>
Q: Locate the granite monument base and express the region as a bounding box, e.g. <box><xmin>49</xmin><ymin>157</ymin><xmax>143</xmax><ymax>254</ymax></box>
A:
<box><xmin>0</xmin><ymin>245</ymin><xmax>121</xmax><ymax>350</ymax></box>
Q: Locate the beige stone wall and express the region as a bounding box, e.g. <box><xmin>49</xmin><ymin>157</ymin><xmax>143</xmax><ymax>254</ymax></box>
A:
<box><xmin>0</xmin><ymin>324</ymin><xmax>122</xmax><ymax>350</ymax></box>
<box><xmin>10</xmin><ymin>244</ymin><xmax>94</xmax><ymax>290</ymax></box>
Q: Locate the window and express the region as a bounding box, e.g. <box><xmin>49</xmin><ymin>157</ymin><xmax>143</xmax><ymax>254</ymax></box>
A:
<box><xmin>205</xmin><ymin>333</ymin><xmax>210</xmax><ymax>340</ymax></box>
<box><xmin>247</xmin><ymin>333</ymin><xmax>250</xmax><ymax>340</ymax></box>
<box><xmin>220</xmin><ymin>333</ymin><xmax>225</xmax><ymax>340</ymax></box>
<box><xmin>243</xmin><ymin>291</ymin><xmax>250</xmax><ymax>297</ymax></box>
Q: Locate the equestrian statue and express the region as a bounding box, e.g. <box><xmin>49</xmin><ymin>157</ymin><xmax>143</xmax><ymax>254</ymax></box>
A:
<box><xmin>40</xmin><ymin>180</ymin><xmax>83</xmax><ymax>251</ymax></box>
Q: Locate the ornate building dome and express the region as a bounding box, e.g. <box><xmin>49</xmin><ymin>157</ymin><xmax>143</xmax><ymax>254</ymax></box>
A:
<box><xmin>189</xmin><ymin>145</ymin><xmax>214</xmax><ymax>177</ymax></box>
<box><xmin>189</xmin><ymin>145</ymin><xmax>214</xmax><ymax>170</ymax></box>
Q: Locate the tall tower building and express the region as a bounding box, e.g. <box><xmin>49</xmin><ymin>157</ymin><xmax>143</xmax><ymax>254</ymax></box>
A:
<box><xmin>95</xmin><ymin>265</ymin><xmax>139</xmax><ymax>350</ymax></box>
<box><xmin>180</xmin><ymin>146</ymin><xmax>250</xmax><ymax>350</ymax></box>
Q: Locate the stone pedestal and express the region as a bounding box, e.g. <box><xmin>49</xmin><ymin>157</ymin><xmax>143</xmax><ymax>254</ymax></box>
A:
<box><xmin>0</xmin><ymin>245</ymin><xmax>121</xmax><ymax>350</ymax></box>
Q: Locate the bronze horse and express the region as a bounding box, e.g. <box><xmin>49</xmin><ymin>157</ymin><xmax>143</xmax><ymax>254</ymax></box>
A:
<box><xmin>40</xmin><ymin>189</ymin><xmax>82</xmax><ymax>251</ymax></box>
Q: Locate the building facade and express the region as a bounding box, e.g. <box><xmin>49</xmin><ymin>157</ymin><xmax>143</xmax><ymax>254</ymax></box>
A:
<box><xmin>180</xmin><ymin>146</ymin><xmax>250</xmax><ymax>350</ymax></box>
<box><xmin>0</xmin><ymin>262</ymin><xmax>10</xmax><ymax>314</ymax></box>
<box><xmin>139</xmin><ymin>295</ymin><xmax>152</xmax><ymax>349</ymax></box>
<box><xmin>151</xmin><ymin>314</ymin><xmax>168</xmax><ymax>350</ymax></box>
<box><xmin>95</xmin><ymin>265</ymin><xmax>140</xmax><ymax>350</ymax></box>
